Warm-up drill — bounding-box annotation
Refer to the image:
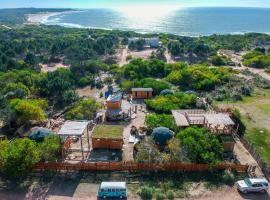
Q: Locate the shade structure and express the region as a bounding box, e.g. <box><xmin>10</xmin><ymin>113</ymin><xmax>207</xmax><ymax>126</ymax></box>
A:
<box><xmin>28</xmin><ymin>127</ymin><xmax>53</xmax><ymax>143</ymax></box>
<box><xmin>152</xmin><ymin>127</ymin><xmax>174</xmax><ymax>146</ymax></box>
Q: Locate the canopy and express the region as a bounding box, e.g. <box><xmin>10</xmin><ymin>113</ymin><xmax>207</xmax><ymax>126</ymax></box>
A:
<box><xmin>152</xmin><ymin>127</ymin><xmax>174</xmax><ymax>146</ymax></box>
<box><xmin>28</xmin><ymin>127</ymin><xmax>53</xmax><ymax>143</ymax></box>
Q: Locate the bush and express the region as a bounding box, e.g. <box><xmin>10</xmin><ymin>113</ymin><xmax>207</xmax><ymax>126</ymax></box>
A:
<box><xmin>166</xmin><ymin>190</ymin><xmax>175</xmax><ymax>200</ymax></box>
<box><xmin>139</xmin><ymin>186</ymin><xmax>153</xmax><ymax>200</ymax></box>
<box><xmin>65</xmin><ymin>99</ymin><xmax>102</xmax><ymax>120</ymax></box>
<box><xmin>222</xmin><ymin>170</ymin><xmax>236</xmax><ymax>185</ymax></box>
<box><xmin>0</xmin><ymin>139</ymin><xmax>41</xmax><ymax>179</ymax></box>
<box><xmin>133</xmin><ymin>78</ymin><xmax>171</xmax><ymax>95</ymax></box>
<box><xmin>9</xmin><ymin>99</ymin><xmax>48</xmax><ymax>126</ymax></box>
<box><xmin>232</xmin><ymin>109</ymin><xmax>246</xmax><ymax>137</ymax></box>
<box><xmin>145</xmin><ymin>114</ymin><xmax>177</xmax><ymax>131</ymax></box>
<box><xmin>156</xmin><ymin>192</ymin><xmax>166</xmax><ymax>200</ymax></box>
<box><xmin>177</xmin><ymin>127</ymin><xmax>223</xmax><ymax>165</ymax></box>
<box><xmin>145</xmin><ymin>92</ymin><xmax>197</xmax><ymax>113</ymax></box>
<box><xmin>166</xmin><ymin>65</ymin><xmax>233</xmax><ymax>91</ymax></box>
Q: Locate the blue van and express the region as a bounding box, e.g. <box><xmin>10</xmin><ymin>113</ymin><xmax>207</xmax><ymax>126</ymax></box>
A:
<box><xmin>97</xmin><ymin>182</ymin><xmax>127</xmax><ymax>199</ymax></box>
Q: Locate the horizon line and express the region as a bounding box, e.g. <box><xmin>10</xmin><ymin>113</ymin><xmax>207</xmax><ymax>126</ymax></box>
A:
<box><xmin>1</xmin><ymin>5</ymin><xmax>270</xmax><ymax>9</ymax></box>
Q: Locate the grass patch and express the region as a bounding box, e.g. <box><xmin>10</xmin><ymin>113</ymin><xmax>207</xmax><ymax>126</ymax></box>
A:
<box><xmin>244</xmin><ymin>128</ymin><xmax>270</xmax><ymax>166</ymax></box>
<box><xmin>92</xmin><ymin>125</ymin><xmax>123</xmax><ymax>139</ymax></box>
<box><xmin>257</xmin><ymin>104</ymin><xmax>270</xmax><ymax>116</ymax></box>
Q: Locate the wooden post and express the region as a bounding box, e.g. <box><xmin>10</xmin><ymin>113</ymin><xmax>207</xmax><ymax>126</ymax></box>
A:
<box><xmin>87</xmin><ymin>126</ymin><xmax>90</xmax><ymax>150</ymax></box>
<box><xmin>80</xmin><ymin>135</ymin><xmax>84</xmax><ymax>162</ymax></box>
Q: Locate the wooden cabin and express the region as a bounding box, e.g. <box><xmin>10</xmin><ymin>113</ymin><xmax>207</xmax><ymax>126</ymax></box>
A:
<box><xmin>106</xmin><ymin>95</ymin><xmax>122</xmax><ymax>109</ymax></box>
<box><xmin>131</xmin><ymin>88</ymin><xmax>153</xmax><ymax>99</ymax></box>
<box><xmin>91</xmin><ymin>125</ymin><xmax>124</xmax><ymax>150</ymax></box>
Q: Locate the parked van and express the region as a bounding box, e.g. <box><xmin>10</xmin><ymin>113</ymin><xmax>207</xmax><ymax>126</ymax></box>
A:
<box><xmin>97</xmin><ymin>182</ymin><xmax>127</xmax><ymax>199</ymax></box>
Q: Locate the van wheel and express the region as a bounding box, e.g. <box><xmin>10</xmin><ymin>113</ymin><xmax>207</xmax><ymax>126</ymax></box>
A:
<box><xmin>242</xmin><ymin>190</ymin><xmax>248</xmax><ymax>194</ymax></box>
<box><xmin>260</xmin><ymin>189</ymin><xmax>266</xmax><ymax>193</ymax></box>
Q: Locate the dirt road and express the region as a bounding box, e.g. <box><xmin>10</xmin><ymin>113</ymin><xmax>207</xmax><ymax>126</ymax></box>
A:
<box><xmin>218</xmin><ymin>49</ymin><xmax>270</xmax><ymax>81</ymax></box>
<box><xmin>118</xmin><ymin>46</ymin><xmax>128</xmax><ymax>66</ymax></box>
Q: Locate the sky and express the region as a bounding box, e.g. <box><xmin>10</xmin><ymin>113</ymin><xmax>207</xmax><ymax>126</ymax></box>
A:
<box><xmin>1</xmin><ymin>0</ymin><xmax>270</xmax><ymax>9</ymax></box>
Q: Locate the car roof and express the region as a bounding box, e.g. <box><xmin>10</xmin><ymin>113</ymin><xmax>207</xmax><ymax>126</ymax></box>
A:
<box><xmin>100</xmin><ymin>182</ymin><xmax>126</xmax><ymax>189</ymax></box>
<box><xmin>249</xmin><ymin>178</ymin><xmax>268</xmax><ymax>184</ymax></box>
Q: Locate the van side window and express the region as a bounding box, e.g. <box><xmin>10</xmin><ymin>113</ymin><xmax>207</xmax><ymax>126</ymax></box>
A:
<box><xmin>101</xmin><ymin>189</ymin><xmax>105</xmax><ymax>192</ymax></box>
<box><xmin>112</xmin><ymin>189</ymin><xmax>115</xmax><ymax>192</ymax></box>
<box><xmin>108</xmin><ymin>189</ymin><xmax>111</xmax><ymax>192</ymax></box>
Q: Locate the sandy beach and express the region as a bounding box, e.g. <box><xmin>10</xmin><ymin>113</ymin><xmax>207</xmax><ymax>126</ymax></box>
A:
<box><xmin>25</xmin><ymin>10</ymin><xmax>79</xmax><ymax>24</ymax></box>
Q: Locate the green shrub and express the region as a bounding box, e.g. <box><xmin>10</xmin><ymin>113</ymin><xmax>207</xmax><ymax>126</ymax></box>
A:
<box><xmin>156</xmin><ymin>192</ymin><xmax>166</xmax><ymax>200</ymax></box>
<box><xmin>139</xmin><ymin>186</ymin><xmax>153</xmax><ymax>200</ymax></box>
<box><xmin>166</xmin><ymin>190</ymin><xmax>175</xmax><ymax>200</ymax></box>
<box><xmin>222</xmin><ymin>170</ymin><xmax>236</xmax><ymax>185</ymax></box>
<box><xmin>145</xmin><ymin>92</ymin><xmax>197</xmax><ymax>113</ymax></box>
<box><xmin>65</xmin><ymin>99</ymin><xmax>102</xmax><ymax>120</ymax></box>
<box><xmin>145</xmin><ymin>114</ymin><xmax>177</xmax><ymax>131</ymax></box>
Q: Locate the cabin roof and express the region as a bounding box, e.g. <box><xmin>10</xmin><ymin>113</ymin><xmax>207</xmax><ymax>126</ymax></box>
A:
<box><xmin>131</xmin><ymin>88</ymin><xmax>153</xmax><ymax>92</ymax></box>
<box><xmin>107</xmin><ymin>94</ymin><xmax>122</xmax><ymax>102</ymax></box>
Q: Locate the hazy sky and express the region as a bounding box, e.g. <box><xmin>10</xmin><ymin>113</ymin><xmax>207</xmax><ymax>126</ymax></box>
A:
<box><xmin>1</xmin><ymin>0</ymin><xmax>270</xmax><ymax>9</ymax></box>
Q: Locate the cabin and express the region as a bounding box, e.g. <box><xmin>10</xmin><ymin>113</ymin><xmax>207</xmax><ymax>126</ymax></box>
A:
<box><xmin>106</xmin><ymin>94</ymin><xmax>122</xmax><ymax>109</ymax></box>
<box><xmin>91</xmin><ymin>125</ymin><xmax>124</xmax><ymax>150</ymax></box>
<box><xmin>105</xmin><ymin>94</ymin><xmax>132</xmax><ymax>121</ymax></box>
<box><xmin>128</xmin><ymin>37</ymin><xmax>161</xmax><ymax>48</ymax></box>
<box><xmin>131</xmin><ymin>88</ymin><xmax>153</xmax><ymax>99</ymax></box>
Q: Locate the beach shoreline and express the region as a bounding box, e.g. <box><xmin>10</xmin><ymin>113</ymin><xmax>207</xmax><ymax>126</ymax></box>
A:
<box><xmin>25</xmin><ymin>10</ymin><xmax>79</xmax><ymax>24</ymax></box>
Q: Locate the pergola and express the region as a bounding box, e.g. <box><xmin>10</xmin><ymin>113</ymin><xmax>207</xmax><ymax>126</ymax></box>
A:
<box><xmin>58</xmin><ymin>121</ymin><xmax>90</xmax><ymax>161</ymax></box>
<box><xmin>204</xmin><ymin>114</ymin><xmax>235</xmax><ymax>134</ymax></box>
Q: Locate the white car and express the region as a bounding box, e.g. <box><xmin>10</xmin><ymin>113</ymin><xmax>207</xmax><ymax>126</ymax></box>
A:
<box><xmin>236</xmin><ymin>178</ymin><xmax>269</xmax><ymax>194</ymax></box>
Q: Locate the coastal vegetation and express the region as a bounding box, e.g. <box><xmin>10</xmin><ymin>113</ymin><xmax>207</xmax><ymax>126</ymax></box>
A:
<box><xmin>243</xmin><ymin>49</ymin><xmax>270</xmax><ymax>68</ymax></box>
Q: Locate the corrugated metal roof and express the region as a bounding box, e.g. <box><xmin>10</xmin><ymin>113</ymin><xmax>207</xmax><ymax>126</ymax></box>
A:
<box><xmin>58</xmin><ymin>121</ymin><xmax>89</xmax><ymax>136</ymax></box>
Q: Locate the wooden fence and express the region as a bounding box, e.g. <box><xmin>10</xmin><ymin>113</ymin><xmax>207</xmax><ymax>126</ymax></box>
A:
<box><xmin>33</xmin><ymin>162</ymin><xmax>248</xmax><ymax>173</ymax></box>
<box><xmin>240</xmin><ymin>137</ymin><xmax>270</xmax><ymax>180</ymax></box>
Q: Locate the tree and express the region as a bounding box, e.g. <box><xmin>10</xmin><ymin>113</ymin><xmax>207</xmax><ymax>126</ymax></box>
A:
<box><xmin>39</xmin><ymin>135</ymin><xmax>61</xmax><ymax>162</ymax></box>
<box><xmin>145</xmin><ymin>92</ymin><xmax>197</xmax><ymax>113</ymax></box>
<box><xmin>0</xmin><ymin>139</ymin><xmax>40</xmax><ymax>179</ymax></box>
<box><xmin>168</xmin><ymin>41</ymin><xmax>182</xmax><ymax>56</ymax></box>
<box><xmin>37</xmin><ymin>68</ymin><xmax>75</xmax><ymax>101</ymax></box>
<box><xmin>145</xmin><ymin>114</ymin><xmax>177</xmax><ymax>131</ymax></box>
<box><xmin>65</xmin><ymin>99</ymin><xmax>102</xmax><ymax>120</ymax></box>
<box><xmin>9</xmin><ymin>99</ymin><xmax>48</xmax><ymax>126</ymax></box>
<box><xmin>3</xmin><ymin>82</ymin><xmax>30</xmax><ymax>98</ymax></box>
<box><xmin>177</xmin><ymin>127</ymin><xmax>223</xmax><ymax>165</ymax></box>
<box><xmin>211</xmin><ymin>55</ymin><xmax>225</xmax><ymax>66</ymax></box>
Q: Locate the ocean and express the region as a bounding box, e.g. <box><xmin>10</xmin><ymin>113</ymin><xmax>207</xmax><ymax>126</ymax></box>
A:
<box><xmin>44</xmin><ymin>7</ymin><xmax>270</xmax><ymax>36</ymax></box>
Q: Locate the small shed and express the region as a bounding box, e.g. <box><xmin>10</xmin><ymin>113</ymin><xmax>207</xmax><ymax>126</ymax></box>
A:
<box><xmin>107</xmin><ymin>94</ymin><xmax>122</xmax><ymax>109</ymax></box>
<box><xmin>132</xmin><ymin>88</ymin><xmax>153</xmax><ymax>99</ymax></box>
<box><xmin>58</xmin><ymin>121</ymin><xmax>90</xmax><ymax>160</ymax></box>
<box><xmin>92</xmin><ymin>125</ymin><xmax>124</xmax><ymax>150</ymax></box>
